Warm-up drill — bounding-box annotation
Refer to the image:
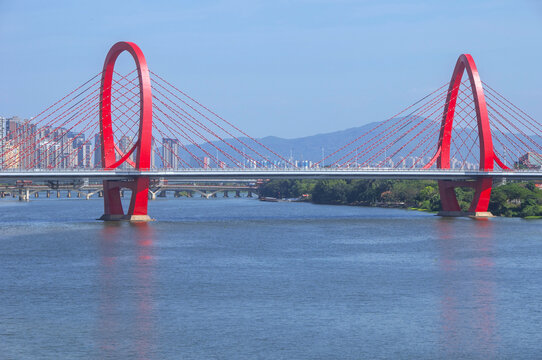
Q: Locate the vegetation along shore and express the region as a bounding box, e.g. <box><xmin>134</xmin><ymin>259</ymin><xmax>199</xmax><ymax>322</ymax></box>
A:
<box><xmin>258</xmin><ymin>179</ymin><xmax>542</xmax><ymax>218</ymax></box>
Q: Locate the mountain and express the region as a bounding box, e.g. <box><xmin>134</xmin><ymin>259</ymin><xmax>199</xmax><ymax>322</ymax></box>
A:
<box><xmin>255</xmin><ymin>123</ymin><xmax>382</xmax><ymax>162</ymax></box>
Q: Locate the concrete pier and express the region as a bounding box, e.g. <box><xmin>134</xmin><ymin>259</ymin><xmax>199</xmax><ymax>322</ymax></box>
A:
<box><xmin>438</xmin><ymin>211</ymin><xmax>494</xmax><ymax>218</ymax></box>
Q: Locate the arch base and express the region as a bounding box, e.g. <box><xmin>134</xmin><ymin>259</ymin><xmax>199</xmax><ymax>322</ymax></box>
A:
<box><xmin>98</xmin><ymin>214</ymin><xmax>153</xmax><ymax>222</ymax></box>
<box><xmin>437</xmin><ymin>177</ymin><xmax>493</xmax><ymax>218</ymax></box>
<box><xmin>437</xmin><ymin>211</ymin><xmax>494</xmax><ymax>218</ymax></box>
<box><xmin>99</xmin><ymin>177</ymin><xmax>153</xmax><ymax>222</ymax></box>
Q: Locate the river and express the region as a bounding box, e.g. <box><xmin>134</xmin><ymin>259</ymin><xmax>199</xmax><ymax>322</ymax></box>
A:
<box><xmin>1</xmin><ymin>197</ymin><xmax>541</xmax><ymax>359</ymax></box>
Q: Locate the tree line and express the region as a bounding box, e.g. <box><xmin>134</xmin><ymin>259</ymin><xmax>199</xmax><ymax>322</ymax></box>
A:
<box><xmin>258</xmin><ymin>179</ymin><xmax>542</xmax><ymax>218</ymax></box>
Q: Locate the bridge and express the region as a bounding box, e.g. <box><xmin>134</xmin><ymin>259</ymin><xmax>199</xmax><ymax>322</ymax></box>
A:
<box><xmin>1</xmin><ymin>41</ymin><xmax>541</xmax><ymax>220</ymax></box>
<box><xmin>0</xmin><ymin>179</ymin><xmax>257</xmax><ymax>201</ymax></box>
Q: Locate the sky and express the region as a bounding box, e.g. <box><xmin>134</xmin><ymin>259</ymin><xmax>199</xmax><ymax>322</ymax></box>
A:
<box><xmin>1</xmin><ymin>0</ymin><xmax>541</xmax><ymax>139</ymax></box>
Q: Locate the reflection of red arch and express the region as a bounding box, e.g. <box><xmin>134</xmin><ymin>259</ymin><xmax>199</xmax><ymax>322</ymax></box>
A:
<box><xmin>99</xmin><ymin>42</ymin><xmax>153</xmax><ymax>221</ymax></box>
<box><xmin>425</xmin><ymin>54</ymin><xmax>505</xmax><ymax>216</ymax></box>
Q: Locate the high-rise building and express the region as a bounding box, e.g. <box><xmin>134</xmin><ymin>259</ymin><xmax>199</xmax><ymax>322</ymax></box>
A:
<box><xmin>162</xmin><ymin>138</ymin><xmax>180</xmax><ymax>169</ymax></box>
<box><xmin>94</xmin><ymin>134</ymin><xmax>101</xmax><ymax>168</ymax></box>
<box><xmin>518</xmin><ymin>152</ymin><xmax>542</xmax><ymax>169</ymax></box>
<box><xmin>118</xmin><ymin>135</ymin><xmax>133</xmax><ymax>169</ymax></box>
<box><xmin>72</xmin><ymin>134</ymin><xmax>91</xmax><ymax>168</ymax></box>
<box><xmin>0</xmin><ymin>116</ymin><xmax>6</xmax><ymax>169</ymax></box>
<box><xmin>3</xmin><ymin>139</ymin><xmax>20</xmax><ymax>169</ymax></box>
<box><xmin>150</xmin><ymin>138</ymin><xmax>157</xmax><ymax>169</ymax></box>
<box><xmin>10</xmin><ymin>118</ymin><xmax>37</xmax><ymax>169</ymax></box>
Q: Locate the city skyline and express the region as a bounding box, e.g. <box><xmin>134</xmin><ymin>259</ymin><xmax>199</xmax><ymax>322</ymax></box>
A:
<box><xmin>2</xmin><ymin>113</ymin><xmax>536</xmax><ymax>171</ymax></box>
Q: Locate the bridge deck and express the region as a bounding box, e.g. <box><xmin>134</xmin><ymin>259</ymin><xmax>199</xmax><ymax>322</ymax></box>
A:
<box><xmin>1</xmin><ymin>168</ymin><xmax>542</xmax><ymax>182</ymax></box>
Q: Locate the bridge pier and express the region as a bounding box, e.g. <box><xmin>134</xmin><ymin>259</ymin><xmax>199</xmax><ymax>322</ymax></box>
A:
<box><xmin>99</xmin><ymin>178</ymin><xmax>152</xmax><ymax>222</ymax></box>
<box><xmin>67</xmin><ymin>191</ymin><xmax>71</xmax><ymax>198</ymax></box>
<box><xmin>35</xmin><ymin>192</ymin><xmax>39</xmax><ymax>198</ymax></box>
<box><xmin>223</xmin><ymin>191</ymin><xmax>228</xmax><ymax>198</ymax></box>
<box><xmin>437</xmin><ymin>178</ymin><xmax>494</xmax><ymax>218</ymax></box>
<box><xmin>235</xmin><ymin>190</ymin><xmax>240</xmax><ymax>198</ymax></box>
<box><xmin>46</xmin><ymin>191</ymin><xmax>50</xmax><ymax>198</ymax></box>
<box><xmin>438</xmin><ymin>211</ymin><xmax>494</xmax><ymax>218</ymax></box>
<box><xmin>247</xmin><ymin>191</ymin><xmax>253</xmax><ymax>198</ymax></box>
<box><xmin>57</xmin><ymin>191</ymin><xmax>60</xmax><ymax>198</ymax></box>
<box><xmin>19</xmin><ymin>189</ymin><xmax>30</xmax><ymax>201</ymax></box>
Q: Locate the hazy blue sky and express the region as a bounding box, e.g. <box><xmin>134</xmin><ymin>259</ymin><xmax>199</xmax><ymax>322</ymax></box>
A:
<box><xmin>1</xmin><ymin>0</ymin><xmax>541</xmax><ymax>138</ymax></box>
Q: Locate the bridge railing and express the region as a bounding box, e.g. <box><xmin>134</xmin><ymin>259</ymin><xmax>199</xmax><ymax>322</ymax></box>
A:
<box><xmin>1</xmin><ymin>167</ymin><xmax>542</xmax><ymax>174</ymax></box>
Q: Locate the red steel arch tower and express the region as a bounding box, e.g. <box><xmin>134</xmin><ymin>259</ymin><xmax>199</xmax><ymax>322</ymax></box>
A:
<box><xmin>98</xmin><ymin>41</ymin><xmax>153</xmax><ymax>221</ymax></box>
<box><xmin>425</xmin><ymin>54</ymin><xmax>508</xmax><ymax>217</ymax></box>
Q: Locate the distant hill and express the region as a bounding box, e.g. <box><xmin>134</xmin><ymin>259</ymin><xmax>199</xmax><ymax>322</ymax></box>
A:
<box><xmin>255</xmin><ymin>123</ymin><xmax>382</xmax><ymax>162</ymax></box>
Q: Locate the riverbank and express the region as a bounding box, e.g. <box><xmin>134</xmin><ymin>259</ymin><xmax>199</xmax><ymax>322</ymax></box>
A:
<box><xmin>258</xmin><ymin>179</ymin><xmax>542</xmax><ymax>218</ymax></box>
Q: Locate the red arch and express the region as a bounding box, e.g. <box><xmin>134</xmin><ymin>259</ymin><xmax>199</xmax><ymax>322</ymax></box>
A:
<box><xmin>99</xmin><ymin>42</ymin><xmax>153</xmax><ymax>221</ymax></box>
<box><xmin>99</xmin><ymin>41</ymin><xmax>153</xmax><ymax>170</ymax></box>
<box><xmin>426</xmin><ymin>54</ymin><xmax>496</xmax><ymax>216</ymax></box>
<box><xmin>437</xmin><ymin>54</ymin><xmax>494</xmax><ymax>171</ymax></box>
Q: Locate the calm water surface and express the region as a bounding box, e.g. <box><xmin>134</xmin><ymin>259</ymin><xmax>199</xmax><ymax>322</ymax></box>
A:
<box><xmin>1</xmin><ymin>197</ymin><xmax>541</xmax><ymax>359</ymax></box>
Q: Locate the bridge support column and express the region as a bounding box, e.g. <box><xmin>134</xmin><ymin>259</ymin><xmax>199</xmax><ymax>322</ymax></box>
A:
<box><xmin>437</xmin><ymin>178</ymin><xmax>493</xmax><ymax>218</ymax></box>
<box><xmin>235</xmin><ymin>190</ymin><xmax>240</xmax><ymax>198</ymax></box>
<box><xmin>223</xmin><ymin>191</ymin><xmax>228</xmax><ymax>198</ymax></box>
<box><xmin>35</xmin><ymin>192</ymin><xmax>39</xmax><ymax>198</ymax></box>
<box><xmin>247</xmin><ymin>191</ymin><xmax>253</xmax><ymax>198</ymax></box>
<box><xmin>67</xmin><ymin>191</ymin><xmax>71</xmax><ymax>198</ymax></box>
<box><xmin>19</xmin><ymin>189</ymin><xmax>30</xmax><ymax>201</ymax></box>
<box><xmin>57</xmin><ymin>191</ymin><xmax>60</xmax><ymax>198</ymax></box>
<box><xmin>99</xmin><ymin>177</ymin><xmax>152</xmax><ymax>222</ymax></box>
<box><xmin>46</xmin><ymin>191</ymin><xmax>50</xmax><ymax>198</ymax></box>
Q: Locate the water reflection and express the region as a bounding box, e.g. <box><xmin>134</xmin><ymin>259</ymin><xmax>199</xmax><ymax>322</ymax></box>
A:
<box><xmin>436</xmin><ymin>218</ymin><xmax>497</xmax><ymax>358</ymax></box>
<box><xmin>97</xmin><ymin>222</ymin><xmax>156</xmax><ymax>359</ymax></box>
<box><xmin>133</xmin><ymin>222</ymin><xmax>156</xmax><ymax>360</ymax></box>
